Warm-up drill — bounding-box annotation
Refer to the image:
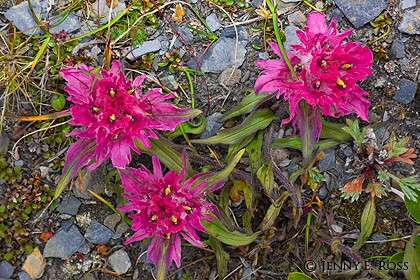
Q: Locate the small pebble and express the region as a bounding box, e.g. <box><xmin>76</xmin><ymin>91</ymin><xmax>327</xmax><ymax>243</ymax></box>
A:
<box><xmin>22</xmin><ymin>247</ymin><xmax>46</xmax><ymax>279</ymax></box>
<box><xmin>108</xmin><ymin>250</ymin><xmax>131</xmax><ymax>275</ymax></box>
<box><xmin>0</xmin><ymin>260</ymin><xmax>14</xmax><ymax>279</ymax></box>
<box><xmin>84</xmin><ymin>221</ymin><xmax>114</xmax><ymax>245</ymax></box>
<box><xmin>393</xmin><ymin>78</ymin><xmax>417</xmax><ymax>104</ymax></box>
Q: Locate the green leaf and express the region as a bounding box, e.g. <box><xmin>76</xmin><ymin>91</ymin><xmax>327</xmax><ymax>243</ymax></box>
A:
<box><xmin>405</xmin><ymin>189</ymin><xmax>420</xmax><ymax>223</ymax></box>
<box><xmin>226</xmin><ymin>133</ymin><xmax>255</xmax><ymax>162</ymax></box>
<box><xmin>218</xmin><ymin>90</ymin><xmax>271</xmax><ymax>122</ymax></box>
<box><xmin>208</xmin><ymin>236</ymin><xmax>229</xmax><ymax>279</ymax></box>
<box><xmin>288</xmin><ymin>272</ymin><xmax>314</xmax><ymax>280</ymax></box>
<box><xmin>342</xmin><ymin>119</ymin><xmax>365</xmax><ymax>147</ymax></box>
<box><xmin>403</xmin><ymin>227</ymin><xmax>420</xmax><ymax>280</ymax></box>
<box><xmin>272</xmin><ymin>137</ymin><xmax>342</xmax><ymax>151</ymax></box>
<box><xmin>51</xmin><ymin>95</ymin><xmax>66</xmax><ymax>111</ymax></box>
<box><xmin>257</xmin><ymin>163</ymin><xmax>274</xmax><ymax>196</ymax></box>
<box><xmin>136</xmin><ymin>137</ymin><xmax>194</xmax><ymax>177</ymax></box>
<box><xmin>353</xmin><ymin>197</ymin><xmax>376</xmax><ymax>251</ymax></box>
<box><xmin>246</xmin><ymin>131</ymin><xmax>263</xmax><ymax>173</ymax></box>
<box><xmin>320</xmin><ymin>120</ymin><xmax>352</xmax><ymax>141</ymax></box>
<box><xmin>198</xmin><ymin>149</ymin><xmax>245</xmax><ymax>194</ymax></box>
<box><xmin>165</xmin><ymin>115</ymin><xmax>206</xmax><ymax>140</ymax></box>
<box><xmin>192</xmin><ymin>109</ymin><xmax>276</xmax><ymax>145</ymax></box>
<box><xmin>259</xmin><ymin>191</ymin><xmax>289</xmax><ymax>231</ymax></box>
<box><xmin>201</xmin><ymin>214</ymin><xmax>260</xmax><ymax>246</ymax></box>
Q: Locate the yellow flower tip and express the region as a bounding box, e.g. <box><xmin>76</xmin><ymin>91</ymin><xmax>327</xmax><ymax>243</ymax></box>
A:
<box><xmin>92</xmin><ymin>106</ymin><xmax>100</xmax><ymax>112</ymax></box>
<box><xmin>341</xmin><ymin>63</ymin><xmax>353</xmax><ymax>69</ymax></box>
<box><xmin>165</xmin><ymin>186</ymin><xmax>172</xmax><ymax>195</ymax></box>
<box><xmin>166</xmin><ymin>233</ymin><xmax>171</xmax><ymax>239</ymax></box>
<box><xmin>113</xmin><ymin>133</ymin><xmax>119</xmax><ymax>140</ymax></box>
<box><xmin>320</xmin><ymin>60</ymin><xmax>327</xmax><ymax>67</ymax></box>
<box><xmin>336</xmin><ymin>78</ymin><xmax>346</xmax><ymax>88</ymax></box>
<box><xmin>151</xmin><ymin>214</ymin><xmax>157</xmax><ymax>221</ymax></box>
<box><xmin>109</xmin><ymin>88</ymin><xmax>116</xmax><ymax>97</ymax></box>
<box><xmin>144</xmin><ymin>111</ymin><xmax>151</xmax><ymax>117</ymax></box>
<box><xmin>171</xmin><ymin>215</ymin><xmax>178</xmax><ymax>224</ymax></box>
<box><xmin>109</xmin><ymin>114</ymin><xmax>116</xmax><ymax>121</ymax></box>
<box><xmin>183</xmin><ymin>205</ymin><xmax>192</xmax><ymax>211</ymax></box>
<box><xmin>127</xmin><ymin>88</ymin><xmax>134</xmax><ymax>95</ymax></box>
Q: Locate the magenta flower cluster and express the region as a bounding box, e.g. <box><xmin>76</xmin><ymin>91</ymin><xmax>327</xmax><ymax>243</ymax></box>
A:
<box><xmin>255</xmin><ymin>12</ymin><xmax>373</xmax><ymax>136</ymax></box>
<box><xmin>61</xmin><ymin>60</ymin><xmax>198</xmax><ymax>170</ymax></box>
<box><xmin>118</xmin><ymin>155</ymin><xmax>214</xmax><ymax>272</ymax></box>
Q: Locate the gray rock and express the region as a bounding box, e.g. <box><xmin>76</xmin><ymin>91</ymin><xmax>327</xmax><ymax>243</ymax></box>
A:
<box><xmin>173</xmin><ymin>25</ymin><xmax>194</xmax><ymax>48</ymax></box>
<box><xmin>73</xmin><ymin>164</ymin><xmax>107</xmax><ymax>199</ymax></box>
<box><xmin>330</xmin><ymin>8</ymin><xmax>345</xmax><ymax>23</ymax></box>
<box><xmin>14</xmin><ymin>160</ymin><xmax>24</xmax><ymax>167</ymax></box>
<box><xmin>0</xmin><ymin>132</ymin><xmax>10</xmax><ymax>157</ymax></box>
<box><xmin>399</xmin><ymin>8</ymin><xmax>420</xmax><ymax>34</ymax></box>
<box><xmin>334</xmin><ymin>0</ymin><xmax>388</xmax><ymax>28</ymax></box>
<box><xmin>49</xmin><ymin>12</ymin><xmax>80</xmax><ymax>34</ymax></box>
<box><xmin>195</xmin><ymin>38</ymin><xmax>247</xmax><ymax>73</ymax></box>
<box><xmin>317</xmin><ymin>186</ymin><xmax>328</xmax><ymax>200</ymax></box>
<box><xmin>200</xmin><ymin>113</ymin><xmax>224</xmax><ymax>139</ymax></box>
<box><xmin>389</xmin><ymin>39</ymin><xmax>406</xmax><ymax>59</ymax></box>
<box><xmin>104</xmin><ymin>214</ymin><xmax>129</xmax><ymax>239</ymax></box>
<box><xmin>220</xmin><ymin>26</ymin><xmax>249</xmax><ymax>41</ymax></box>
<box><xmin>126</xmin><ymin>38</ymin><xmax>161</xmax><ymax>60</ymax></box>
<box><xmin>342</xmin><ymin>146</ymin><xmax>353</xmax><ymax>157</ymax></box>
<box><xmin>287</xmin><ymin>11</ymin><xmax>306</xmax><ymax>27</ymax></box>
<box><xmin>5</xmin><ymin>0</ymin><xmax>42</xmax><ymax>36</ymax></box>
<box><xmin>84</xmin><ymin>221</ymin><xmax>114</xmax><ymax>245</ymax></box>
<box><xmin>57</xmin><ymin>196</ymin><xmax>81</xmax><ymax>216</ymax></box>
<box><xmin>158</xmin><ymin>73</ymin><xmax>179</xmax><ymax>90</ymax></box>
<box><xmin>18</xmin><ymin>271</ymin><xmax>32</xmax><ymax>280</ymax></box>
<box><xmin>43</xmin><ymin>224</ymin><xmax>86</xmax><ymax>258</ymax></box>
<box><xmin>318</xmin><ymin>148</ymin><xmax>336</xmax><ymax>172</ymax></box>
<box><xmin>92</xmin><ymin>0</ymin><xmax>126</xmax><ymax>23</ymax></box>
<box><xmin>284</xmin><ymin>26</ymin><xmax>301</xmax><ymax>51</ymax></box>
<box><xmin>108</xmin><ymin>250</ymin><xmax>131</xmax><ymax>275</ymax></box>
<box><xmin>401</xmin><ymin>0</ymin><xmax>416</xmax><ymax>10</ymax></box>
<box><xmin>393</xmin><ymin>78</ymin><xmax>418</xmax><ymax>104</ymax></box>
<box><xmin>206</xmin><ymin>13</ymin><xmax>222</xmax><ymax>32</ymax></box>
<box><xmin>0</xmin><ymin>260</ymin><xmax>14</xmax><ymax>279</ymax></box>
<box><xmin>77</xmin><ymin>243</ymin><xmax>90</xmax><ymax>254</ymax></box>
<box><xmin>218</xmin><ymin>68</ymin><xmax>242</xmax><ymax>86</ymax></box>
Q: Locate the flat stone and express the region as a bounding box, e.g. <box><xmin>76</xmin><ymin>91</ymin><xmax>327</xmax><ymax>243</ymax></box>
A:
<box><xmin>173</xmin><ymin>25</ymin><xmax>194</xmax><ymax>48</ymax></box>
<box><xmin>318</xmin><ymin>148</ymin><xmax>336</xmax><ymax>172</ymax></box>
<box><xmin>126</xmin><ymin>38</ymin><xmax>161</xmax><ymax>60</ymax></box>
<box><xmin>317</xmin><ymin>186</ymin><xmax>328</xmax><ymax>200</ymax></box>
<box><xmin>18</xmin><ymin>271</ymin><xmax>32</xmax><ymax>280</ymax></box>
<box><xmin>43</xmin><ymin>224</ymin><xmax>86</xmax><ymax>258</ymax></box>
<box><xmin>218</xmin><ymin>68</ymin><xmax>242</xmax><ymax>86</ymax></box>
<box><xmin>103</xmin><ymin>214</ymin><xmax>129</xmax><ymax>239</ymax></box>
<box><xmin>5</xmin><ymin>0</ymin><xmax>42</xmax><ymax>35</ymax></box>
<box><xmin>399</xmin><ymin>8</ymin><xmax>420</xmax><ymax>34</ymax></box>
<box><xmin>0</xmin><ymin>260</ymin><xmax>14</xmax><ymax>279</ymax></box>
<box><xmin>195</xmin><ymin>38</ymin><xmax>247</xmax><ymax>73</ymax></box>
<box><xmin>401</xmin><ymin>0</ymin><xmax>416</xmax><ymax>10</ymax></box>
<box><xmin>73</xmin><ymin>164</ymin><xmax>107</xmax><ymax>199</ymax></box>
<box><xmin>0</xmin><ymin>132</ymin><xmax>10</xmax><ymax>157</ymax></box>
<box><xmin>92</xmin><ymin>0</ymin><xmax>126</xmax><ymax>23</ymax></box>
<box><xmin>334</xmin><ymin>0</ymin><xmax>388</xmax><ymax>28</ymax></box>
<box><xmin>77</xmin><ymin>243</ymin><xmax>91</xmax><ymax>254</ymax></box>
<box><xmin>22</xmin><ymin>247</ymin><xmax>46</xmax><ymax>279</ymax></box>
<box><xmin>108</xmin><ymin>250</ymin><xmax>131</xmax><ymax>275</ymax></box>
<box><xmin>393</xmin><ymin>78</ymin><xmax>417</xmax><ymax>104</ymax></box>
<box><xmin>389</xmin><ymin>39</ymin><xmax>406</xmax><ymax>59</ymax></box>
<box><xmin>200</xmin><ymin>113</ymin><xmax>224</xmax><ymax>139</ymax></box>
<box><xmin>49</xmin><ymin>12</ymin><xmax>81</xmax><ymax>34</ymax></box>
<box><xmin>287</xmin><ymin>11</ymin><xmax>306</xmax><ymax>27</ymax></box>
<box><xmin>284</xmin><ymin>26</ymin><xmax>301</xmax><ymax>51</ymax></box>
<box><xmin>220</xmin><ymin>26</ymin><xmax>249</xmax><ymax>41</ymax></box>
<box><xmin>84</xmin><ymin>221</ymin><xmax>114</xmax><ymax>245</ymax></box>
<box><xmin>206</xmin><ymin>13</ymin><xmax>222</xmax><ymax>32</ymax></box>
<box><xmin>57</xmin><ymin>196</ymin><xmax>81</xmax><ymax>216</ymax></box>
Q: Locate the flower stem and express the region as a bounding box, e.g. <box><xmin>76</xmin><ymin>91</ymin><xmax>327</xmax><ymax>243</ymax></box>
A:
<box><xmin>301</xmin><ymin>101</ymin><xmax>313</xmax><ymax>163</ymax></box>
<box><xmin>265</xmin><ymin>0</ymin><xmax>298</xmax><ymax>80</ymax></box>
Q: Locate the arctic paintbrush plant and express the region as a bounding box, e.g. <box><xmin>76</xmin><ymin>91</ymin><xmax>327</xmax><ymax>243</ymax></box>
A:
<box><xmin>118</xmin><ymin>153</ymin><xmax>222</xmax><ymax>280</ymax></box>
<box><xmin>255</xmin><ymin>11</ymin><xmax>373</xmax><ymax>160</ymax></box>
<box><xmin>59</xmin><ymin>60</ymin><xmax>200</xmax><ymax>174</ymax></box>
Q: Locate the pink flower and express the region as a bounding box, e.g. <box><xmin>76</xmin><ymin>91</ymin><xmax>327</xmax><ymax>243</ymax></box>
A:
<box><xmin>255</xmin><ymin>12</ymin><xmax>372</xmax><ymax>137</ymax></box>
<box><xmin>118</xmin><ymin>154</ymin><xmax>215</xmax><ymax>278</ymax></box>
<box><xmin>60</xmin><ymin>61</ymin><xmax>200</xmax><ymax>170</ymax></box>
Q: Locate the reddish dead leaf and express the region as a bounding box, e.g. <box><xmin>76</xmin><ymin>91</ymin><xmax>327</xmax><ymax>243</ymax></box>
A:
<box><xmin>386</xmin><ymin>148</ymin><xmax>417</xmax><ymax>165</ymax></box>
<box><xmin>342</xmin><ymin>176</ymin><xmax>364</xmax><ymax>194</ymax></box>
<box><xmin>96</xmin><ymin>245</ymin><xmax>109</xmax><ymax>256</ymax></box>
<box><xmin>40</xmin><ymin>231</ymin><xmax>53</xmax><ymax>242</ymax></box>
